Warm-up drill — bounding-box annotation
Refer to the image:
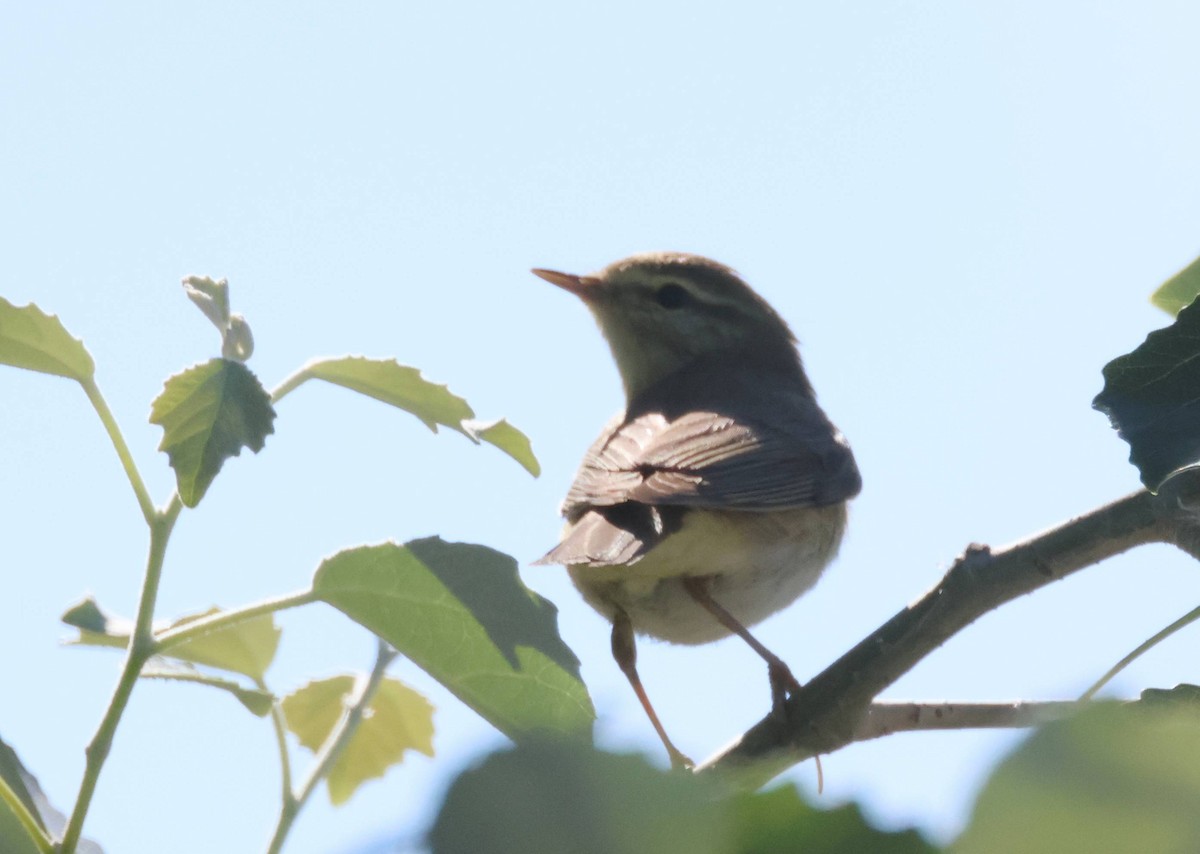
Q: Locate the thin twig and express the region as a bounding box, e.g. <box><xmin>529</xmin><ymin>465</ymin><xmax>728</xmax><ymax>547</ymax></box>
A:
<box><xmin>1079</xmin><ymin>604</ymin><xmax>1200</xmax><ymax>701</ymax></box>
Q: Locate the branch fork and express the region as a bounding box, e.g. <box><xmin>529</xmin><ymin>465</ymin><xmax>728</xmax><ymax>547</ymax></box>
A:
<box><xmin>698</xmin><ymin>478</ymin><xmax>1200</xmax><ymax>783</ymax></box>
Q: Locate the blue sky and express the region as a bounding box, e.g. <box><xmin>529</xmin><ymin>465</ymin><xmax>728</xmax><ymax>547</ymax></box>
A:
<box><xmin>3</xmin><ymin>3</ymin><xmax>1200</xmax><ymax>852</ymax></box>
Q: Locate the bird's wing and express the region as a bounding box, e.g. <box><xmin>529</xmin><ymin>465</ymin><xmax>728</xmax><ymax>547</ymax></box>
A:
<box><xmin>562</xmin><ymin>400</ymin><xmax>861</xmax><ymax>517</ymax></box>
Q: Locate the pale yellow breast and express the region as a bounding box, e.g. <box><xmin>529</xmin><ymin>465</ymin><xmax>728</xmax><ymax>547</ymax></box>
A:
<box><xmin>568</xmin><ymin>503</ymin><xmax>849</xmax><ymax>644</ymax></box>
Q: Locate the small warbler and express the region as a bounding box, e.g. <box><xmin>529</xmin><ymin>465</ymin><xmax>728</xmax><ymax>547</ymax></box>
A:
<box><xmin>534</xmin><ymin>252</ymin><xmax>860</xmax><ymax>768</ymax></box>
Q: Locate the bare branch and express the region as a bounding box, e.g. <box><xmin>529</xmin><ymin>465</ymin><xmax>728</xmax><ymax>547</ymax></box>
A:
<box><xmin>697</xmin><ymin>481</ymin><xmax>1200</xmax><ymax>786</ymax></box>
<box><xmin>852</xmin><ymin>700</ymin><xmax>1082</xmax><ymax>741</ymax></box>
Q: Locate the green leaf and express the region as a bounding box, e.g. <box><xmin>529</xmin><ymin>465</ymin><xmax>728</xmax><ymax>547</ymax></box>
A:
<box><xmin>0</xmin><ymin>738</ymin><xmax>49</xmax><ymax>854</ymax></box>
<box><xmin>730</xmin><ymin>784</ymin><xmax>937</xmax><ymax>854</ymax></box>
<box><xmin>1139</xmin><ymin>683</ymin><xmax>1200</xmax><ymax>712</ymax></box>
<box><xmin>282</xmin><ymin>675</ymin><xmax>435</xmax><ymax>805</ymax></box>
<box><xmin>279</xmin><ymin>356</ymin><xmax>539</xmax><ymax>472</ymax></box>
<box><xmin>1093</xmin><ymin>299</ymin><xmax>1200</xmax><ymax>490</ymax></box>
<box><xmin>0</xmin><ymin>736</ymin><xmax>103</xmax><ymax>853</ymax></box>
<box><xmin>0</xmin><ymin>298</ymin><xmax>94</xmax><ymax>381</ymax></box>
<box><xmin>140</xmin><ymin>661</ymin><xmax>274</xmax><ymax>717</ymax></box>
<box><xmin>64</xmin><ymin>598</ymin><xmax>276</xmax><ymax>716</ymax></box>
<box><xmin>298</xmin><ymin>357</ymin><xmax>475</xmax><ymax>435</ymax></box>
<box><xmin>64</xmin><ymin>598</ymin><xmax>280</xmax><ymax>680</ymax></box>
<box><xmin>1151</xmin><ymin>253</ymin><xmax>1200</xmax><ymax>316</ymax></box>
<box><xmin>429</xmin><ymin>740</ymin><xmax>730</xmax><ymax>854</ymax></box>
<box><xmin>312</xmin><ymin>538</ymin><xmax>594</xmax><ymax>740</ymax></box>
<box><xmin>158</xmin><ymin>607</ymin><xmax>281</xmax><ymax>680</ymax></box>
<box><xmin>467</xmin><ymin>418</ymin><xmax>541</xmax><ymax>477</ymax></box>
<box><xmin>61</xmin><ymin>597</ymin><xmax>133</xmax><ymax>650</ymax></box>
<box><xmin>956</xmin><ymin>703</ymin><xmax>1200</xmax><ymax>854</ymax></box>
<box><xmin>149</xmin><ymin>358</ymin><xmax>276</xmax><ymax>507</ymax></box>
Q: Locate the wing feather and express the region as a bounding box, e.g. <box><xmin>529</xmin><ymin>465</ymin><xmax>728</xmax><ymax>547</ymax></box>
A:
<box><xmin>544</xmin><ymin>366</ymin><xmax>861</xmax><ymax>567</ymax></box>
<box><xmin>562</xmin><ymin>399</ymin><xmax>860</xmax><ymax>519</ymax></box>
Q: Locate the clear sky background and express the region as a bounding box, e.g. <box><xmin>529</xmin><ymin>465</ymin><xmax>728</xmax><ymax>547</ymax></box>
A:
<box><xmin>3</xmin><ymin>3</ymin><xmax>1200</xmax><ymax>853</ymax></box>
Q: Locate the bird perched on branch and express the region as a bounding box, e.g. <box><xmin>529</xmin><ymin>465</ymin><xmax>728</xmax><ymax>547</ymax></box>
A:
<box><xmin>534</xmin><ymin>252</ymin><xmax>860</xmax><ymax>768</ymax></box>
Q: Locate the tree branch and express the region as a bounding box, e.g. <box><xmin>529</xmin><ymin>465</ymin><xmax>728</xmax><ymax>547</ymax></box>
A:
<box><xmin>698</xmin><ymin>481</ymin><xmax>1200</xmax><ymax>785</ymax></box>
<box><xmin>852</xmin><ymin>700</ymin><xmax>1081</xmax><ymax>741</ymax></box>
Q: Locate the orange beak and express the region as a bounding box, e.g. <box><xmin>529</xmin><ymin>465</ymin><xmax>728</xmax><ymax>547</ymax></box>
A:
<box><xmin>531</xmin><ymin>268</ymin><xmax>604</xmax><ymax>300</ymax></box>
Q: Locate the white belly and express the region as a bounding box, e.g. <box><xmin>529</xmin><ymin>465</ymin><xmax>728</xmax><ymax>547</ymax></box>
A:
<box><xmin>568</xmin><ymin>503</ymin><xmax>848</xmax><ymax>644</ymax></box>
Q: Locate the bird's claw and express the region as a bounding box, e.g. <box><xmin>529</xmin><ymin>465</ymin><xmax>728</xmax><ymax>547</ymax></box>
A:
<box><xmin>768</xmin><ymin>660</ymin><xmax>802</xmax><ymax>720</ymax></box>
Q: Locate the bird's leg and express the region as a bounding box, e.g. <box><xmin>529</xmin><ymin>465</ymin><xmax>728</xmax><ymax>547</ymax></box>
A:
<box><xmin>681</xmin><ymin>575</ymin><xmax>802</xmax><ymax>717</ymax></box>
<box><xmin>610</xmin><ymin>606</ymin><xmax>694</xmax><ymax>770</ymax></box>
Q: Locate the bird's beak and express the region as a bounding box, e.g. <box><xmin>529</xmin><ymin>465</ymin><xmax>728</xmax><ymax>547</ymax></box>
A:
<box><xmin>531</xmin><ymin>268</ymin><xmax>604</xmax><ymax>300</ymax></box>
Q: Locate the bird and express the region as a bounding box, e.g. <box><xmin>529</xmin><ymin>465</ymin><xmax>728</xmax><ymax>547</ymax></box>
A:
<box><xmin>533</xmin><ymin>252</ymin><xmax>860</xmax><ymax>768</ymax></box>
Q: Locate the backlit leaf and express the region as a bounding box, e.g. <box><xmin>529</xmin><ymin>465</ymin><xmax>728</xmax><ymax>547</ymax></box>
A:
<box><xmin>0</xmin><ymin>298</ymin><xmax>94</xmax><ymax>381</ymax></box>
<box><xmin>467</xmin><ymin>418</ymin><xmax>540</xmax><ymax>477</ymax></box>
<box><xmin>297</xmin><ymin>357</ymin><xmax>474</xmax><ymax>434</ymax></box>
<box><xmin>1151</xmin><ymin>252</ymin><xmax>1200</xmax><ymax>316</ymax></box>
<box><xmin>283</xmin><ymin>675</ymin><xmax>435</xmax><ymax>805</ymax></box>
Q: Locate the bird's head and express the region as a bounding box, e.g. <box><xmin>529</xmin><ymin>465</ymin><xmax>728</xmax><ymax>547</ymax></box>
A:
<box><xmin>533</xmin><ymin>252</ymin><xmax>801</xmax><ymax>401</ymax></box>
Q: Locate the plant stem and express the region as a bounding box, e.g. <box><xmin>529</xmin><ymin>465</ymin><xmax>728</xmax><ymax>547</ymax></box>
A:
<box><xmin>153</xmin><ymin>589</ymin><xmax>318</xmax><ymax>653</ymax></box>
<box><xmin>265</xmin><ymin>639</ymin><xmax>398</xmax><ymax>854</ymax></box>
<box><xmin>261</xmin><ymin>676</ymin><xmax>294</xmax><ymax>808</ymax></box>
<box><xmin>58</xmin><ymin>495</ymin><xmax>182</xmax><ymax>852</ymax></box>
<box><xmin>269</xmin><ymin>367</ymin><xmax>314</xmax><ymax>404</ymax></box>
<box><xmin>80</xmin><ymin>377</ymin><xmax>156</xmax><ymax>526</ymax></box>
<box><xmin>1079</xmin><ymin>603</ymin><xmax>1200</xmax><ymax>701</ymax></box>
<box><xmin>0</xmin><ymin>774</ymin><xmax>54</xmax><ymax>854</ymax></box>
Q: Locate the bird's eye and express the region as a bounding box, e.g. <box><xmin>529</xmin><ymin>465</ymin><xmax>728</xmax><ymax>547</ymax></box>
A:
<box><xmin>654</xmin><ymin>283</ymin><xmax>690</xmax><ymax>309</ymax></box>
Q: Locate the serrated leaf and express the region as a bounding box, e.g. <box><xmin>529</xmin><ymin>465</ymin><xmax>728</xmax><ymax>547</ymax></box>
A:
<box><xmin>140</xmin><ymin>661</ymin><xmax>274</xmax><ymax>717</ymax></box>
<box><xmin>283</xmin><ymin>675</ymin><xmax>434</xmax><ymax>805</ymax></box>
<box><xmin>1151</xmin><ymin>253</ymin><xmax>1200</xmax><ymax>316</ymax></box>
<box><xmin>467</xmin><ymin>419</ymin><xmax>540</xmax><ymax>477</ymax></box>
<box><xmin>150</xmin><ymin>358</ymin><xmax>276</xmax><ymax>507</ymax></box>
<box><xmin>312</xmin><ymin>538</ymin><xmax>594</xmax><ymax>740</ymax></box>
<box><xmin>1093</xmin><ymin>300</ymin><xmax>1200</xmax><ymax>490</ymax></box>
<box><xmin>0</xmin><ymin>298</ymin><xmax>94</xmax><ymax>381</ymax></box>
<box><xmin>64</xmin><ymin>599</ymin><xmax>280</xmax><ymax>680</ymax></box>
<box><xmin>957</xmin><ymin>703</ymin><xmax>1200</xmax><ymax>854</ymax></box>
<box><xmin>298</xmin><ymin>357</ymin><xmax>475</xmax><ymax>435</ymax></box>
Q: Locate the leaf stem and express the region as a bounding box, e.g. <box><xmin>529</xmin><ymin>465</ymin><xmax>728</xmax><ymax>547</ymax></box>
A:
<box><xmin>269</xmin><ymin>367</ymin><xmax>313</xmax><ymax>404</ymax></box>
<box><xmin>58</xmin><ymin>495</ymin><xmax>182</xmax><ymax>852</ymax></box>
<box><xmin>153</xmin><ymin>589</ymin><xmax>318</xmax><ymax>653</ymax></box>
<box><xmin>0</xmin><ymin>774</ymin><xmax>53</xmax><ymax>854</ymax></box>
<box><xmin>1079</xmin><ymin>603</ymin><xmax>1200</xmax><ymax>701</ymax></box>
<box><xmin>80</xmin><ymin>377</ymin><xmax>156</xmax><ymax>526</ymax></box>
<box><xmin>265</xmin><ymin>639</ymin><xmax>397</xmax><ymax>854</ymax></box>
<box><xmin>260</xmin><ymin>676</ymin><xmax>295</xmax><ymax>809</ymax></box>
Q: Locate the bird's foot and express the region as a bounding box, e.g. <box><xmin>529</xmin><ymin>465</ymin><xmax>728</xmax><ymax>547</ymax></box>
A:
<box><xmin>768</xmin><ymin>659</ymin><xmax>802</xmax><ymax>721</ymax></box>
